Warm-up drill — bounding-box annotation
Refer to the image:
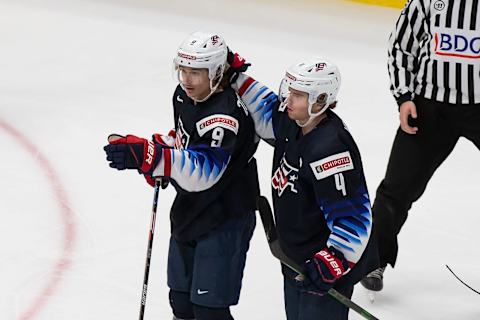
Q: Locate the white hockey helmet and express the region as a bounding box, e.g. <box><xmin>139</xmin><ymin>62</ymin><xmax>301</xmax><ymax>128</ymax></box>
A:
<box><xmin>279</xmin><ymin>57</ymin><xmax>341</xmax><ymax>119</ymax></box>
<box><xmin>173</xmin><ymin>31</ymin><xmax>228</xmax><ymax>87</ymax></box>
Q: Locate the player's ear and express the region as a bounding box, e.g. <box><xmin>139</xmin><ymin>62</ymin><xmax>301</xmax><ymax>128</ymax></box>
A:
<box><xmin>311</xmin><ymin>102</ymin><xmax>324</xmax><ymax>114</ymax></box>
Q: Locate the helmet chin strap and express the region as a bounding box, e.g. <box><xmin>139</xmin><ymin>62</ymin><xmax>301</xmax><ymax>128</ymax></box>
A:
<box><xmin>295</xmin><ymin>115</ymin><xmax>316</xmax><ymax>128</ymax></box>
<box><xmin>193</xmin><ymin>73</ymin><xmax>224</xmax><ymax>103</ymax></box>
<box><xmin>295</xmin><ymin>102</ymin><xmax>329</xmax><ymax>128</ymax></box>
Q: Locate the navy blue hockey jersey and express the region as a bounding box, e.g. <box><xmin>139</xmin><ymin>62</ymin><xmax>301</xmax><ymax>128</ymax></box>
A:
<box><xmin>152</xmin><ymin>85</ymin><xmax>259</xmax><ymax>243</ymax></box>
<box><xmin>234</xmin><ymin>75</ymin><xmax>373</xmax><ymax>267</ymax></box>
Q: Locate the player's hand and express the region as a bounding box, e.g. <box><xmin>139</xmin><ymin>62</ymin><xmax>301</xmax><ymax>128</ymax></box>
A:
<box><xmin>226</xmin><ymin>47</ymin><xmax>251</xmax><ymax>83</ymax></box>
<box><xmin>399</xmin><ymin>101</ymin><xmax>418</xmax><ymax>134</ymax></box>
<box><xmin>103</xmin><ymin>134</ymin><xmax>161</xmax><ymax>175</ymax></box>
<box><xmin>303</xmin><ymin>246</ymin><xmax>350</xmax><ymax>295</ymax></box>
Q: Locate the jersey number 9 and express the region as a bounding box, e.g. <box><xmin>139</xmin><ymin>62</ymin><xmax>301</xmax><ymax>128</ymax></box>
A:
<box><xmin>211</xmin><ymin>127</ymin><xmax>224</xmax><ymax>147</ymax></box>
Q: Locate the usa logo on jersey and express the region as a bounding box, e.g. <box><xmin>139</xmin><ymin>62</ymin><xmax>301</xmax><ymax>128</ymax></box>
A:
<box><xmin>272</xmin><ymin>154</ymin><xmax>299</xmax><ymax>197</ymax></box>
<box><xmin>175</xmin><ymin>118</ymin><xmax>190</xmax><ymax>149</ymax></box>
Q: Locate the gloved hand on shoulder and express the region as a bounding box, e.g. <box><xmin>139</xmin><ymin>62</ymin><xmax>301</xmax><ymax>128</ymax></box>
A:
<box><xmin>226</xmin><ymin>47</ymin><xmax>251</xmax><ymax>83</ymax></box>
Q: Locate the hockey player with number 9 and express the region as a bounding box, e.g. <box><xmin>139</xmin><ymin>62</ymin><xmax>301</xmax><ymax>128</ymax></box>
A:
<box><xmin>103</xmin><ymin>32</ymin><xmax>259</xmax><ymax>320</ymax></box>
<box><xmin>233</xmin><ymin>58</ymin><xmax>379</xmax><ymax>319</ymax></box>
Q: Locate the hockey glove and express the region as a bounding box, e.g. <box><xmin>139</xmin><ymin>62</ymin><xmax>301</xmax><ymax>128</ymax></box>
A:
<box><xmin>143</xmin><ymin>130</ymin><xmax>176</xmax><ymax>187</ymax></box>
<box><xmin>103</xmin><ymin>134</ymin><xmax>161</xmax><ymax>176</ymax></box>
<box><xmin>303</xmin><ymin>246</ymin><xmax>350</xmax><ymax>295</ymax></box>
<box><xmin>226</xmin><ymin>47</ymin><xmax>251</xmax><ymax>83</ymax></box>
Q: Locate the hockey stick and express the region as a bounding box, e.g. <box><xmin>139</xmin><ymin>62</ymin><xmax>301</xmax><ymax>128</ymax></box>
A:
<box><xmin>446</xmin><ymin>265</ymin><xmax>480</xmax><ymax>296</ymax></box>
<box><xmin>138</xmin><ymin>181</ymin><xmax>161</xmax><ymax>320</ymax></box>
<box><xmin>106</xmin><ymin>134</ymin><xmax>166</xmax><ymax>318</ymax></box>
<box><xmin>256</xmin><ymin>196</ymin><xmax>379</xmax><ymax>320</ymax></box>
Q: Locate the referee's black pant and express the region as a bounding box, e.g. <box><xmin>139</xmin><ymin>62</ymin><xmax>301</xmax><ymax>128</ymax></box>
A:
<box><xmin>373</xmin><ymin>96</ymin><xmax>480</xmax><ymax>268</ymax></box>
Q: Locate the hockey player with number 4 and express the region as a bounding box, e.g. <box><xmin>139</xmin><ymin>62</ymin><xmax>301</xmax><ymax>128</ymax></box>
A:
<box><xmin>103</xmin><ymin>32</ymin><xmax>259</xmax><ymax>320</ymax></box>
<box><xmin>232</xmin><ymin>58</ymin><xmax>379</xmax><ymax>319</ymax></box>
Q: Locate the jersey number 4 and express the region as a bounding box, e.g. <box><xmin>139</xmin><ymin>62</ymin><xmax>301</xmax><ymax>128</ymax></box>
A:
<box><xmin>335</xmin><ymin>173</ymin><xmax>347</xmax><ymax>196</ymax></box>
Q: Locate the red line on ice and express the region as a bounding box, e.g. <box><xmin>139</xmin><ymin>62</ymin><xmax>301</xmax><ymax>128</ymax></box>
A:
<box><xmin>0</xmin><ymin>119</ymin><xmax>76</xmax><ymax>320</ymax></box>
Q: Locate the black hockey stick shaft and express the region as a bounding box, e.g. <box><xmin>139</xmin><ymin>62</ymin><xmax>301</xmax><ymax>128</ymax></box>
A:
<box><xmin>446</xmin><ymin>265</ymin><xmax>480</xmax><ymax>295</ymax></box>
<box><xmin>256</xmin><ymin>196</ymin><xmax>379</xmax><ymax>320</ymax></box>
<box><xmin>139</xmin><ymin>181</ymin><xmax>161</xmax><ymax>320</ymax></box>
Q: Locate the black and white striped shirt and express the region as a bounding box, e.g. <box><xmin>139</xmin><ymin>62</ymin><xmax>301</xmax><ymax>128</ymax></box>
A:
<box><xmin>388</xmin><ymin>0</ymin><xmax>480</xmax><ymax>106</ymax></box>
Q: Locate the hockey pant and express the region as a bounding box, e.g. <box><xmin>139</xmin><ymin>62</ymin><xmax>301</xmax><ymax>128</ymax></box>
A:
<box><xmin>373</xmin><ymin>96</ymin><xmax>480</xmax><ymax>267</ymax></box>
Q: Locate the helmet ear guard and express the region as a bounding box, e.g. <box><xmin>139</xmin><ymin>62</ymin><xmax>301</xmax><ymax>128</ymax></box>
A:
<box><xmin>308</xmin><ymin>93</ymin><xmax>328</xmax><ymax>116</ymax></box>
<box><xmin>212</xmin><ymin>63</ymin><xmax>225</xmax><ymax>83</ymax></box>
<box><xmin>316</xmin><ymin>93</ymin><xmax>328</xmax><ymax>105</ymax></box>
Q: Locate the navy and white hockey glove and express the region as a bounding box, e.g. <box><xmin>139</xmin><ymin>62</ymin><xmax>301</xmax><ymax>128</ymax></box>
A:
<box><xmin>303</xmin><ymin>246</ymin><xmax>351</xmax><ymax>295</ymax></box>
<box><xmin>226</xmin><ymin>47</ymin><xmax>251</xmax><ymax>83</ymax></box>
<box><xmin>103</xmin><ymin>134</ymin><xmax>161</xmax><ymax>176</ymax></box>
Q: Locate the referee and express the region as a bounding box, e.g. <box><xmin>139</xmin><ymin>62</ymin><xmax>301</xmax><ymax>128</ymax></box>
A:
<box><xmin>361</xmin><ymin>0</ymin><xmax>480</xmax><ymax>292</ymax></box>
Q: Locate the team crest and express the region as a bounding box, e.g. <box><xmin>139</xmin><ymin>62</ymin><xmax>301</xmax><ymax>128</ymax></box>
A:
<box><xmin>175</xmin><ymin>118</ymin><xmax>190</xmax><ymax>149</ymax></box>
<box><xmin>272</xmin><ymin>154</ymin><xmax>299</xmax><ymax>197</ymax></box>
<box><xmin>211</xmin><ymin>35</ymin><xmax>220</xmax><ymax>45</ymax></box>
<box><xmin>315</xmin><ymin>63</ymin><xmax>326</xmax><ymax>71</ymax></box>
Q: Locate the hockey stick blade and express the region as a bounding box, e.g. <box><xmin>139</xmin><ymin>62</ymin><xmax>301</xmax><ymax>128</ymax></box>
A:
<box><xmin>256</xmin><ymin>196</ymin><xmax>379</xmax><ymax>320</ymax></box>
<box><xmin>446</xmin><ymin>265</ymin><xmax>480</xmax><ymax>295</ymax></box>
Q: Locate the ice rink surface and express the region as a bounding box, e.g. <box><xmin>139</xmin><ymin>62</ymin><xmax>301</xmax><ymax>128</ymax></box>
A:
<box><xmin>1</xmin><ymin>0</ymin><xmax>479</xmax><ymax>318</ymax></box>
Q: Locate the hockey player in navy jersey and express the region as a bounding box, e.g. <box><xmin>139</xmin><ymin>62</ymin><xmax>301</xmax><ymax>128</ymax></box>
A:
<box><xmin>233</xmin><ymin>58</ymin><xmax>378</xmax><ymax>320</ymax></box>
<box><xmin>104</xmin><ymin>32</ymin><xmax>258</xmax><ymax>320</ymax></box>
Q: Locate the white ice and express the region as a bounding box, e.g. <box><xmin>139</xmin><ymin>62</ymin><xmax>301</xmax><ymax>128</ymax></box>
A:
<box><xmin>1</xmin><ymin>0</ymin><xmax>479</xmax><ymax>319</ymax></box>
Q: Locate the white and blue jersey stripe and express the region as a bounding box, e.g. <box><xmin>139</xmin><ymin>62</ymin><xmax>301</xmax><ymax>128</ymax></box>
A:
<box><xmin>233</xmin><ymin>74</ymin><xmax>275</xmax><ymax>143</ymax></box>
<box><xmin>154</xmin><ymin>144</ymin><xmax>231</xmax><ymax>192</ymax></box>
